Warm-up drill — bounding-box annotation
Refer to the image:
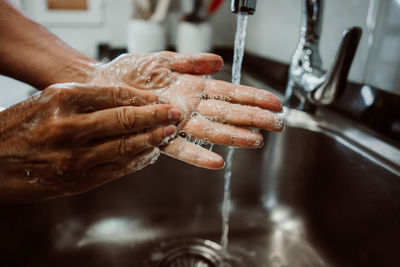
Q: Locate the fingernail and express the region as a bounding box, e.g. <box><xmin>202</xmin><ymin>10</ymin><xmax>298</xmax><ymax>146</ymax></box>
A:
<box><xmin>253</xmin><ymin>136</ymin><xmax>264</xmax><ymax>148</ymax></box>
<box><xmin>164</xmin><ymin>125</ymin><xmax>177</xmax><ymax>137</ymax></box>
<box><xmin>168</xmin><ymin>108</ymin><xmax>182</xmax><ymax>121</ymax></box>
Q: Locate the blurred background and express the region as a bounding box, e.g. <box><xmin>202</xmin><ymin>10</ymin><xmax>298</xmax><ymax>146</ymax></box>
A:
<box><xmin>1</xmin><ymin>0</ymin><xmax>399</xmax><ymax>109</ymax></box>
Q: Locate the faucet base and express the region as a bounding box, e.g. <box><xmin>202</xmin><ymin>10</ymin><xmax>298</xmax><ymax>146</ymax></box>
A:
<box><xmin>284</xmin><ymin>83</ymin><xmax>317</xmax><ymax>113</ymax></box>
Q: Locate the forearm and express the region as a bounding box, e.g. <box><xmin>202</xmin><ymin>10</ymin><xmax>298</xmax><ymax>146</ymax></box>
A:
<box><xmin>0</xmin><ymin>0</ymin><xmax>97</xmax><ymax>89</ymax></box>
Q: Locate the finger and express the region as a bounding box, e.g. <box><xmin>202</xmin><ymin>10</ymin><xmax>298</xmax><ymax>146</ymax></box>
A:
<box><xmin>159</xmin><ymin>51</ymin><xmax>223</xmax><ymax>75</ymax></box>
<box><xmin>81</xmin><ymin>84</ymin><xmax>160</xmax><ymax>111</ymax></box>
<box><xmin>181</xmin><ymin>116</ymin><xmax>264</xmax><ymax>148</ymax></box>
<box><xmin>162</xmin><ymin>138</ymin><xmax>224</xmax><ymax>170</ymax></box>
<box><xmin>86</xmin><ymin>126</ymin><xmax>176</xmax><ymax>164</ymax></box>
<box><xmin>75</xmin><ymin>104</ymin><xmax>182</xmax><ymax>139</ymax></box>
<box><xmin>197</xmin><ymin>100</ymin><xmax>284</xmax><ymax>132</ymax></box>
<box><xmin>87</xmin><ymin>147</ymin><xmax>161</xmax><ymax>188</ymax></box>
<box><xmin>57</xmin><ymin>83</ymin><xmax>160</xmax><ymax>112</ymax></box>
<box><xmin>203</xmin><ymin>79</ymin><xmax>282</xmax><ymax>112</ymax></box>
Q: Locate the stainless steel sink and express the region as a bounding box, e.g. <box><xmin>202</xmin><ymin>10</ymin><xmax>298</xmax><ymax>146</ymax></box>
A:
<box><xmin>1</xmin><ymin>71</ymin><xmax>399</xmax><ymax>267</ymax></box>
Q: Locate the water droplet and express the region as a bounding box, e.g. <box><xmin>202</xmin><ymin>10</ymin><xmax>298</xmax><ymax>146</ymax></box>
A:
<box><xmin>186</xmin><ymin>134</ymin><xmax>196</xmax><ymax>143</ymax></box>
<box><xmin>130</xmin><ymin>97</ymin><xmax>137</xmax><ymax>104</ymax></box>
<box><xmin>254</xmin><ymin>139</ymin><xmax>262</xmax><ymax>147</ymax></box>
<box><xmin>206</xmin><ymin>116</ymin><xmax>220</xmax><ymax>122</ymax></box>
<box><xmin>199</xmin><ymin>91</ymin><xmax>207</xmax><ymax>100</ymax></box>
<box><xmin>150</xmin><ymin>153</ymin><xmax>160</xmax><ymax>165</ymax></box>
<box><xmin>161</xmin><ymin>135</ymin><xmax>175</xmax><ymax>146</ymax></box>
<box><xmin>189</xmin><ymin>112</ymin><xmax>199</xmax><ymax>119</ymax></box>
<box><xmin>137</xmin><ymin>162</ymin><xmax>143</xmax><ymax>170</ymax></box>
<box><xmin>178</xmin><ymin>131</ymin><xmax>188</xmax><ymax>138</ymax></box>
<box><xmin>202</xmin><ymin>138</ymin><xmax>209</xmax><ymax>145</ymax></box>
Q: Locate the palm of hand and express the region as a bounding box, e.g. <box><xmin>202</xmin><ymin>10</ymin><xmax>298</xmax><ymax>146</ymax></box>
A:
<box><xmin>90</xmin><ymin>52</ymin><xmax>283</xmax><ymax>169</ymax></box>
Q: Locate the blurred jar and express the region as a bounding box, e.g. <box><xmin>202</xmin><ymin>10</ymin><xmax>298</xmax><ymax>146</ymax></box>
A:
<box><xmin>127</xmin><ymin>19</ymin><xmax>166</xmax><ymax>53</ymax></box>
<box><xmin>176</xmin><ymin>21</ymin><xmax>212</xmax><ymax>53</ymax></box>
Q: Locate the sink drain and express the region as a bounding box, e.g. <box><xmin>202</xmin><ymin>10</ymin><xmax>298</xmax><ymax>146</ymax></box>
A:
<box><xmin>150</xmin><ymin>239</ymin><xmax>223</xmax><ymax>267</ymax></box>
<box><xmin>160</xmin><ymin>253</ymin><xmax>215</xmax><ymax>267</ymax></box>
<box><xmin>148</xmin><ymin>238</ymin><xmax>257</xmax><ymax>267</ymax></box>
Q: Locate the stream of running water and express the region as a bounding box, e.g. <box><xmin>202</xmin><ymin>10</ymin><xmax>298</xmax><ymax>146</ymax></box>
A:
<box><xmin>220</xmin><ymin>12</ymin><xmax>249</xmax><ymax>255</ymax></box>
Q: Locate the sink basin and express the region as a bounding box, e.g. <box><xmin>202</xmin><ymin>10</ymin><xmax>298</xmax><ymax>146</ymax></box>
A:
<box><xmin>1</xmin><ymin>73</ymin><xmax>399</xmax><ymax>267</ymax></box>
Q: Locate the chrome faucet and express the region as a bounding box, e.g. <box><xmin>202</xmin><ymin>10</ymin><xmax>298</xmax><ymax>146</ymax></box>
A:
<box><xmin>231</xmin><ymin>0</ymin><xmax>257</xmax><ymax>15</ymax></box>
<box><xmin>285</xmin><ymin>0</ymin><xmax>362</xmax><ymax>112</ymax></box>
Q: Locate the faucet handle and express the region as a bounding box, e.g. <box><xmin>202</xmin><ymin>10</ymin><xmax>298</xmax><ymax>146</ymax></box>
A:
<box><xmin>310</xmin><ymin>27</ymin><xmax>362</xmax><ymax>105</ymax></box>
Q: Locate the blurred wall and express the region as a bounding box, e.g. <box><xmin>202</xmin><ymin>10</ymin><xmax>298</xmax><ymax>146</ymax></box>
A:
<box><xmin>20</xmin><ymin>0</ymin><xmax>236</xmax><ymax>59</ymax></box>
<box><xmin>22</xmin><ymin>0</ymin><xmax>131</xmax><ymax>59</ymax></box>
<box><xmin>22</xmin><ymin>0</ymin><xmax>400</xmax><ymax>93</ymax></box>
<box><xmin>1</xmin><ymin>0</ymin><xmax>399</xmax><ymax>108</ymax></box>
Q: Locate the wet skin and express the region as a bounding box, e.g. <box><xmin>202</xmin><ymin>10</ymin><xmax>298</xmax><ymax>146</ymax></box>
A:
<box><xmin>0</xmin><ymin>0</ymin><xmax>284</xmax><ymax>204</ymax></box>
<box><xmin>0</xmin><ymin>51</ymin><xmax>283</xmax><ymax>204</ymax></box>
<box><xmin>88</xmin><ymin>52</ymin><xmax>284</xmax><ymax>169</ymax></box>
<box><xmin>0</xmin><ymin>82</ymin><xmax>183</xmax><ymax>203</ymax></box>
<box><xmin>0</xmin><ymin>52</ymin><xmax>283</xmax><ymax>204</ymax></box>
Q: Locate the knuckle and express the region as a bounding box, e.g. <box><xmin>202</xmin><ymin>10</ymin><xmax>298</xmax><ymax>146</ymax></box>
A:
<box><xmin>152</xmin><ymin>107</ymin><xmax>163</xmax><ymax>121</ymax></box>
<box><xmin>117</xmin><ymin>53</ymin><xmax>129</xmax><ymax>60</ymax></box>
<box><xmin>46</xmin><ymin>85</ymin><xmax>74</xmax><ymax>104</ymax></box>
<box><xmin>42</xmin><ymin>118</ymin><xmax>77</xmax><ymax>143</ymax></box>
<box><xmin>117</xmin><ymin>106</ymin><xmax>136</xmax><ymax>132</ymax></box>
<box><xmin>112</xmin><ymin>86</ymin><xmax>130</xmax><ymax>103</ymax></box>
<box><xmin>118</xmin><ymin>136</ymin><xmax>127</xmax><ymax>156</ymax></box>
<box><xmin>111</xmin><ymin>53</ymin><xmax>129</xmax><ymax>64</ymax></box>
<box><xmin>157</xmin><ymin>51</ymin><xmax>175</xmax><ymax>63</ymax></box>
<box><xmin>49</xmin><ymin>121</ymin><xmax>66</xmax><ymax>139</ymax></box>
<box><xmin>47</xmin><ymin>151</ymin><xmax>77</xmax><ymax>179</ymax></box>
<box><xmin>158</xmin><ymin>51</ymin><xmax>172</xmax><ymax>58</ymax></box>
<box><xmin>142</xmin><ymin>91</ymin><xmax>157</xmax><ymax>104</ymax></box>
<box><xmin>158</xmin><ymin>104</ymin><xmax>173</xmax><ymax>117</ymax></box>
<box><xmin>59</xmin><ymin>152</ymin><xmax>75</xmax><ymax>171</ymax></box>
<box><xmin>113</xmin><ymin>86</ymin><xmax>141</xmax><ymax>105</ymax></box>
<box><xmin>118</xmin><ymin>135</ymin><xmax>135</xmax><ymax>156</ymax></box>
<box><xmin>249</xmin><ymin>109</ymin><xmax>257</xmax><ymax>122</ymax></box>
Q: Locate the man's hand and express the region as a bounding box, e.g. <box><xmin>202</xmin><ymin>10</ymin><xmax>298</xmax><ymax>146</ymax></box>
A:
<box><xmin>87</xmin><ymin>52</ymin><xmax>284</xmax><ymax>169</ymax></box>
<box><xmin>0</xmin><ymin>83</ymin><xmax>181</xmax><ymax>204</ymax></box>
<box><xmin>0</xmin><ymin>1</ymin><xmax>283</xmax><ymax>204</ymax></box>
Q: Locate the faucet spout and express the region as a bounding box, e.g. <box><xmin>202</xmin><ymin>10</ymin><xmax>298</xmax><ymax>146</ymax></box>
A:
<box><xmin>231</xmin><ymin>0</ymin><xmax>257</xmax><ymax>15</ymax></box>
<box><xmin>310</xmin><ymin>27</ymin><xmax>362</xmax><ymax>105</ymax></box>
<box><xmin>301</xmin><ymin>0</ymin><xmax>323</xmax><ymax>45</ymax></box>
<box><xmin>285</xmin><ymin>0</ymin><xmax>362</xmax><ymax>112</ymax></box>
